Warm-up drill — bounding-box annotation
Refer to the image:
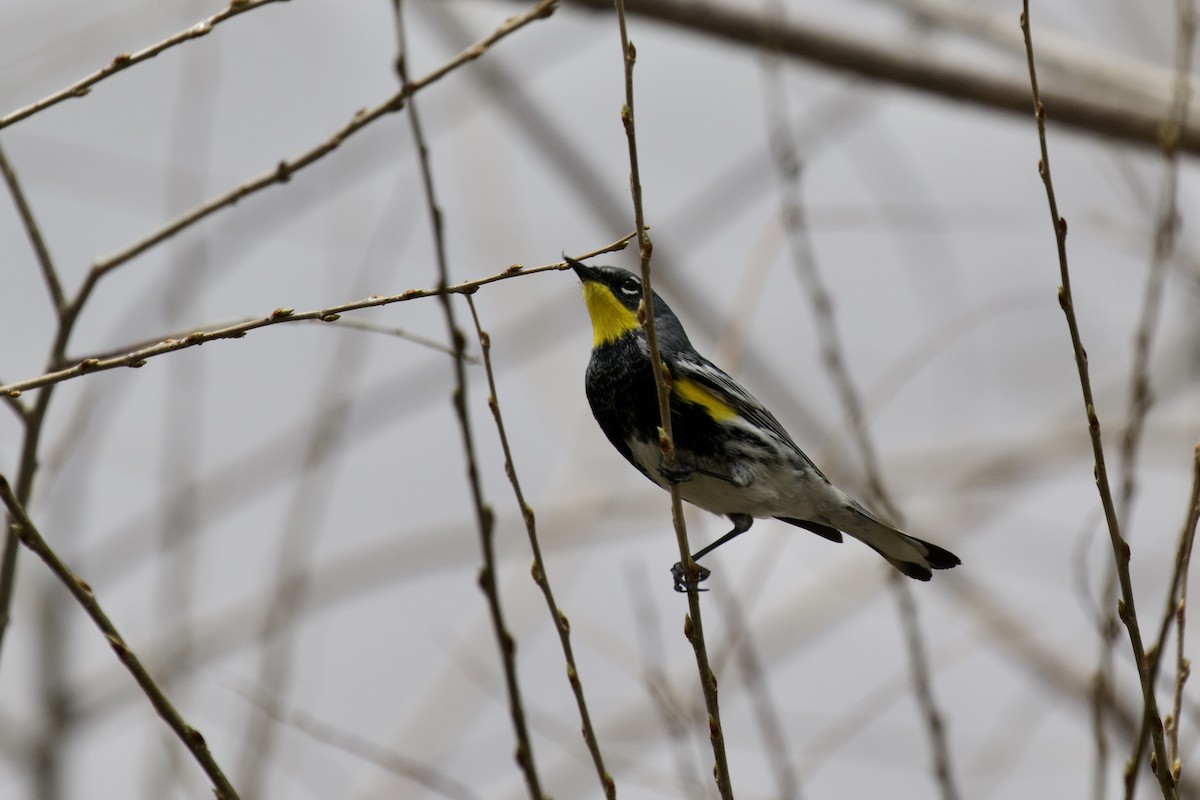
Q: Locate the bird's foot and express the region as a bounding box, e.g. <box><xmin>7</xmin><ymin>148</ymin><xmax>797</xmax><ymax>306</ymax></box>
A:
<box><xmin>659</xmin><ymin>462</ymin><xmax>694</xmax><ymax>485</ymax></box>
<box><xmin>671</xmin><ymin>561</ymin><xmax>711</xmax><ymax>593</ymax></box>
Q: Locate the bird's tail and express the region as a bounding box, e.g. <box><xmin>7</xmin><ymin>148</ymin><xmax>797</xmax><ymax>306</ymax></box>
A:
<box><xmin>832</xmin><ymin>501</ymin><xmax>960</xmax><ymax>581</ymax></box>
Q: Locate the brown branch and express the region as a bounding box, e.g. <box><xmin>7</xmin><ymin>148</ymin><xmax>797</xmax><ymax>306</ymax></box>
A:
<box><xmin>0</xmin><ymin>0</ymin><xmax>567</xmax><ymax>669</ymax></box>
<box><xmin>758</xmin><ymin>9</ymin><xmax>960</xmax><ymax>796</ymax></box>
<box><xmin>0</xmin><ymin>0</ymin><xmax>291</xmax><ymax>131</ymax></box>
<box><xmin>612</xmin><ymin>0</ymin><xmax>735</xmax><ymax>797</ymax></box>
<box><xmin>1109</xmin><ymin>0</ymin><xmax>1196</xmax><ymax>793</ymax></box>
<box><xmin>1020</xmin><ymin>5</ymin><xmax>1176</xmax><ymax>798</ymax></box>
<box><xmin>1169</xmin><ymin>445</ymin><xmax>1200</xmax><ymax>781</ymax></box>
<box><xmin>561</xmin><ymin>0</ymin><xmax>1200</xmax><ymax>155</ymax></box>
<box><xmin>466</xmin><ymin>294</ymin><xmax>617</xmax><ymax>797</ymax></box>
<box><xmin>0</xmin><ymin>476</ymin><xmax>241</xmax><ymax>800</ymax></box>
<box><xmin>0</xmin><ymin>236</ymin><xmax>633</xmax><ymax>400</ymax></box>
<box><xmin>240</xmin><ymin>687</ymin><xmax>480</xmax><ymax>800</ymax></box>
<box><xmin>393</xmin><ymin>2</ymin><xmax>557</xmax><ymax>797</ymax></box>
<box><xmin>0</xmin><ymin>143</ymin><xmax>63</xmax><ymax>314</ymax></box>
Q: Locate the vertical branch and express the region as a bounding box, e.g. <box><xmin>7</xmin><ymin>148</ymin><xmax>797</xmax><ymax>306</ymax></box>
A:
<box><xmin>465</xmin><ymin>295</ymin><xmax>616</xmax><ymax>798</ymax></box>
<box><xmin>391</xmin><ymin>3</ymin><xmax>548</xmax><ymax>798</ymax></box>
<box><xmin>758</xmin><ymin>6</ymin><xmax>960</xmax><ymax>798</ymax></box>
<box><xmin>1019</xmin><ymin>5</ymin><xmax>1177</xmax><ymax>799</ymax></box>
<box><xmin>1168</xmin><ymin>445</ymin><xmax>1200</xmax><ymax>781</ymax></box>
<box><xmin>611</xmin><ymin>2</ymin><xmax>735</xmax><ymax>797</ymax></box>
<box><xmin>0</xmin><ymin>476</ymin><xmax>241</xmax><ymax>800</ymax></box>
<box><xmin>1098</xmin><ymin>3</ymin><xmax>1196</xmax><ymax>791</ymax></box>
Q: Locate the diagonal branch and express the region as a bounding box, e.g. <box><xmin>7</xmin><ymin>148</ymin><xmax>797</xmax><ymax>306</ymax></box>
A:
<box><xmin>1020</xmin><ymin>5</ymin><xmax>1176</xmax><ymax>798</ymax></box>
<box><xmin>0</xmin><ymin>476</ymin><xmax>241</xmax><ymax>800</ymax></box>
<box><xmin>393</xmin><ymin>1</ymin><xmax>557</xmax><ymax>797</ymax></box>
<box><xmin>0</xmin><ymin>143</ymin><xmax>63</xmax><ymax>315</ymax></box>
<box><xmin>0</xmin><ymin>0</ymin><xmax>291</xmax><ymax>131</ymax></box>
<box><xmin>562</xmin><ymin>0</ymin><xmax>1200</xmax><ymax>154</ymax></box>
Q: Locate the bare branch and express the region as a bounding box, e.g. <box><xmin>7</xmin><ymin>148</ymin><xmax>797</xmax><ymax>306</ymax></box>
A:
<box><xmin>1021</xmin><ymin>5</ymin><xmax>1177</xmax><ymax>798</ymax></box>
<box><xmin>0</xmin><ymin>236</ymin><xmax>633</xmax><ymax>400</ymax></box>
<box><xmin>0</xmin><ymin>143</ymin><xmax>63</xmax><ymax>314</ymax></box>
<box><xmin>392</xmin><ymin>2</ymin><xmax>557</xmax><ymax>797</ymax></box>
<box><xmin>612</xmin><ymin>0</ymin><xmax>735</xmax><ymax>796</ymax></box>
<box><xmin>563</xmin><ymin>0</ymin><xmax>1200</xmax><ymax>155</ymax></box>
<box><xmin>0</xmin><ymin>0</ymin><xmax>291</xmax><ymax>131</ymax></box>
<box><xmin>0</xmin><ymin>475</ymin><xmax>241</xmax><ymax>800</ymax></box>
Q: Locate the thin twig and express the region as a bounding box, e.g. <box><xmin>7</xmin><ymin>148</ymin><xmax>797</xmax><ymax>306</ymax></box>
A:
<box><xmin>612</xmin><ymin>1</ymin><xmax>735</xmax><ymax>797</ymax></box>
<box><xmin>87</xmin><ymin>0</ymin><xmax>558</xmax><ymax>285</ymax></box>
<box><xmin>1105</xmin><ymin>0</ymin><xmax>1196</xmax><ymax>792</ymax></box>
<box><xmin>1169</xmin><ymin>445</ymin><xmax>1200</xmax><ymax>781</ymax></box>
<box><xmin>315</xmin><ymin>317</ymin><xmax>474</xmax><ymax>361</ymax></box>
<box><xmin>1020</xmin><ymin>5</ymin><xmax>1177</xmax><ymax>798</ymax></box>
<box><xmin>69</xmin><ymin>316</ymin><xmax>475</xmax><ymax>364</ymax></box>
<box><xmin>758</xmin><ymin>9</ymin><xmax>960</xmax><ymax>796</ymax></box>
<box><xmin>240</xmin><ymin>686</ymin><xmax>480</xmax><ymax>800</ymax></box>
<box><xmin>625</xmin><ymin>566</ymin><xmax>709</xmax><ymax>797</ymax></box>
<box><xmin>466</xmin><ymin>294</ymin><xmax>616</xmax><ymax>797</ymax></box>
<box><xmin>0</xmin><ymin>236</ymin><xmax>633</xmax><ymax>399</ymax></box>
<box><xmin>0</xmin><ymin>0</ymin><xmax>290</xmax><ymax>131</ymax></box>
<box><xmin>393</xmin><ymin>2</ymin><xmax>552</xmax><ymax>797</ymax></box>
<box><xmin>0</xmin><ymin>476</ymin><xmax>241</xmax><ymax>800</ymax></box>
<box><xmin>0</xmin><ymin>0</ymin><xmax>564</xmax><ymax>671</ymax></box>
<box><xmin>0</xmin><ymin>143</ymin><xmax>63</xmax><ymax>314</ymax></box>
<box><xmin>717</xmin><ymin>590</ymin><xmax>801</xmax><ymax>799</ymax></box>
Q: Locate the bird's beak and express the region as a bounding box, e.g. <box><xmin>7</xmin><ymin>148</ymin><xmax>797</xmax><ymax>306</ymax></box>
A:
<box><xmin>564</xmin><ymin>254</ymin><xmax>601</xmax><ymax>283</ymax></box>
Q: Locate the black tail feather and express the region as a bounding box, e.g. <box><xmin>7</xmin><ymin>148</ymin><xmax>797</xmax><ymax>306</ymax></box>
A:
<box><xmin>775</xmin><ymin>516</ymin><xmax>843</xmax><ymax>543</ymax></box>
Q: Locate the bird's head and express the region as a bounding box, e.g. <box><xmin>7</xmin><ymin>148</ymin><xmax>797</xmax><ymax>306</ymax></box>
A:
<box><xmin>566</xmin><ymin>256</ymin><xmax>684</xmax><ymax>348</ymax></box>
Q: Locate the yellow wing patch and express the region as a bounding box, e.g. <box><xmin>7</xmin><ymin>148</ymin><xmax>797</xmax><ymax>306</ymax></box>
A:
<box><xmin>581</xmin><ymin>282</ymin><xmax>641</xmax><ymax>346</ymax></box>
<box><xmin>673</xmin><ymin>376</ymin><xmax>737</xmax><ymax>421</ymax></box>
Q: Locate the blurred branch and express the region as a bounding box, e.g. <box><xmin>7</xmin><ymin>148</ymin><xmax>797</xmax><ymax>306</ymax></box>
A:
<box><xmin>626</xmin><ymin>566</ymin><xmax>709</xmax><ymax>797</ymax></box>
<box><xmin>0</xmin><ymin>0</ymin><xmax>566</xmax><ymax>674</ymax></box>
<box><xmin>0</xmin><ymin>0</ymin><xmax>290</xmax><ymax>131</ymax></box>
<box><xmin>1109</xmin><ymin>0</ymin><xmax>1196</xmax><ymax>792</ymax></box>
<box><xmin>87</xmin><ymin>0</ymin><xmax>559</xmax><ymax>285</ymax></box>
<box><xmin>0</xmin><ymin>235</ymin><xmax>634</xmax><ymax>398</ymax></box>
<box><xmin>560</xmin><ymin>0</ymin><xmax>1200</xmax><ymax>155</ymax></box>
<box><xmin>393</xmin><ymin>1</ymin><xmax>553</xmax><ymax>797</ymax></box>
<box><xmin>871</xmin><ymin>0</ymin><xmax>1192</xmax><ymax>109</ymax></box>
<box><xmin>0</xmin><ymin>143</ymin><xmax>63</xmax><ymax>315</ymax></box>
<box><xmin>1021</xmin><ymin>6</ymin><xmax>1177</xmax><ymax>799</ymax></box>
<box><xmin>240</xmin><ymin>686</ymin><xmax>480</xmax><ymax>800</ymax></box>
<box><xmin>466</xmin><ymin>295</ymin><xmax>617</xmax><ymax>798</ymax></box>
<box><xmin>1169</xmin><ymin>446</ymin><xmax>1200</xmax><ymax>781</ymax></box>
<box><xmin>0</xmin><ymin>476</ymin><xmax>241</xmax><ymax>800</ymax></box>
<box><xmin>717</xmin><ymin>590</ymin><xmax>801</xmax><ymax>799</ymax></box>
<box><xmin>759</xmin><ymin>6</ymin><xmax>960</xmax><ymax>796</ymax></box>
<box><xmin>612</xmin><ymin>0</ymin><xmax>735</xmax><ymax>796</ymax></box>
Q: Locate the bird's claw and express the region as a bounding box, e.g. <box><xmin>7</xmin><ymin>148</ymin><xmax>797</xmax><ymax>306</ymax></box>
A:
<box><xmin>659</xmin><ymin>463</ymin><xmax>694</xmax><ymax>485</ymax></box>
<box><xmin>671</xmin><ymin>561</ymin><xmax>711</xmax><ymax>593</ymax></box>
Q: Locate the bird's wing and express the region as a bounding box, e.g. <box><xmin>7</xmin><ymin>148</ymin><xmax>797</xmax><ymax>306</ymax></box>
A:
<box><xmin>670</xmin><ymin>353</ymin><xmax>825</xmax><ymax>476</ymax></box>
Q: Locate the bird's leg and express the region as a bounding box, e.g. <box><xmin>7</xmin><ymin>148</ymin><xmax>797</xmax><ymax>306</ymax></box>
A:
<box><xmin>671</xmin><ymin>513</ymin><xmax>755</xmax><ymax>592</ymax></box>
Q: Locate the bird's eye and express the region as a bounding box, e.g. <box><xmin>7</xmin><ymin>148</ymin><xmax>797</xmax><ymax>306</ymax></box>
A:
<box><xmin>619</xmin><ymin>278</ymin><xmax>639</xmax><ymax>296</ymax></box>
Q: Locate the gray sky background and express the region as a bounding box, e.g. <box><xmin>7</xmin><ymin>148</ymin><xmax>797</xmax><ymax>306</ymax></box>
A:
<box><xmin>2</xmin><ymin>1</ymin><xmax>1199</xmax><ymax>798</ymax></box>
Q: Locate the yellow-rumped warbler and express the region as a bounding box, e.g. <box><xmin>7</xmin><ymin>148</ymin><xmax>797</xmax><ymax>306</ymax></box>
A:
<box><xmin>568</xmin><ymin>256</ymin><xmax>960</xmax><ymax>591</ymax></box>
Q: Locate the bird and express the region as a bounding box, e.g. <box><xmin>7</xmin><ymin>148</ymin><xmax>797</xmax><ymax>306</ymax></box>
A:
<box><xmin>566</xmin><ymin>255</ymin><xmax>960</xmax><ymax>591</ymax></box>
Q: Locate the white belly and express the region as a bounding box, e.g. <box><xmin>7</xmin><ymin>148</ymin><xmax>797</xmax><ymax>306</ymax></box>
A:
<box><xmin>626</xmin><ymin>437</ymin><xmax>842</xmax><ymax>522</ymax></box>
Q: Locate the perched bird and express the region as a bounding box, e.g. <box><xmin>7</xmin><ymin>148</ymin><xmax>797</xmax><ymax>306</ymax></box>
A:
<box><xmin>567</xmin><ymin>255</ymin><xmax>960</xmax><ymax>591</ymax></box>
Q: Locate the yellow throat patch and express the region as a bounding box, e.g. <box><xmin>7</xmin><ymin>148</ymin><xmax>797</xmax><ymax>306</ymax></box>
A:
<box><xmin>581</xmin><ymin>282</ymin><xmax>641</xmax><ymax>346</ymax></box>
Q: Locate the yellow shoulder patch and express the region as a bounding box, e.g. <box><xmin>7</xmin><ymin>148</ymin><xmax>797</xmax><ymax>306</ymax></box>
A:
<box><xmin>673</xmin><ymin>376</ymin><xmax>737</xmax><ymax>421</ymax></box>
<box><xmin>581</xmin><ymin>282</ymin><xmax>641</xmax><ymax>346</ymax></box>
